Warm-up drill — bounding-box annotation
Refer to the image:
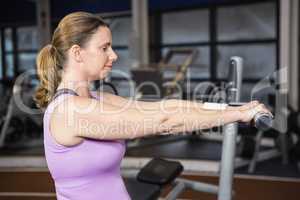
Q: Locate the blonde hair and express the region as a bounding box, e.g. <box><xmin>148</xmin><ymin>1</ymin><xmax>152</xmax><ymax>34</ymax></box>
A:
<box><xmin>35</xmin><ymin>12</ymin><xmax>108</xmax><ymax>108</ymax></box>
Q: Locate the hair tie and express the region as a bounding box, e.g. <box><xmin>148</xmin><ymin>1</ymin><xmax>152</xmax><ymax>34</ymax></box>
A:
<box><xmin>48</xmin><ymin>44</ymin><xmax>63</xmax><ymax>69</ymax></box>
<box><xmin>49</xmin><ymin>44</ymin><xmax>58</xmax><ymax>53</ymax></box>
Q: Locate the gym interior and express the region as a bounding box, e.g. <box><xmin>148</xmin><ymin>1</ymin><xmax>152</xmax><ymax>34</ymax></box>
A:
<box><xmin>0</xmin><ymin>0</ymin><xmax>299</xmax><ymax>199</ymax></box>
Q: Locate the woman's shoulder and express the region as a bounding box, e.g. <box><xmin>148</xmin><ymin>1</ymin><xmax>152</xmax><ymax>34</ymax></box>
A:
<box><xmin>45</xmin><ymin>94</ymin><xmax>84</xmax><ymax>147</ymax></box>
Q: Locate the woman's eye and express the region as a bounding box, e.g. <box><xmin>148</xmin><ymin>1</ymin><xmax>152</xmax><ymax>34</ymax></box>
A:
<box><xmin>102</xmin><ymin>47</ymin><xmax>108</xmax><ymax>51</ymax></box>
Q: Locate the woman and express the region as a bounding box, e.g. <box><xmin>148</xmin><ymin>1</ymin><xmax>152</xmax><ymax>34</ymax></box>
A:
<box><xmin>35</xmin><ymin>12</ymin><xmax>270</xmax><ymax>200</ymax></box>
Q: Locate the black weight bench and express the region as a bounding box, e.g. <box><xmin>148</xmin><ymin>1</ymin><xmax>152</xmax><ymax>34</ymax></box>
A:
<box><xmin>125</xmin><ymin>158</ymin><xmax>183</xmax><ymax>200</ymax></box>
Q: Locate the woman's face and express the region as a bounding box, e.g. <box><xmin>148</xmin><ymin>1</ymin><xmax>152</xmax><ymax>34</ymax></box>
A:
<box><xmin>80</xmin><ymin>26</ymin><xmax>118</xmax><ymax>80</ymax></box>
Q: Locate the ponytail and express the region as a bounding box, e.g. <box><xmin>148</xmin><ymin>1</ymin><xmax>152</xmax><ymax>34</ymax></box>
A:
<box><xmin>34</xmin><ymin>12</ymin><xmax>109</xmax><ymax>108</ymax></box>
<box><xmin>35</xmin><ymin>44</ymin><xmax>62</xmax><ymax>108</ymax></box>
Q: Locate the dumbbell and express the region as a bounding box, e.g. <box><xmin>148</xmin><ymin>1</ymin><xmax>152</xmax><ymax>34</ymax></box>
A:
<box><xmin>232</xmin><ymin>103</ymin><xmax>273</xmax><ymax>131</ymax></box>
<box><xmin>203</xmin><ymin>102</ymin><xmax>273</xmax><ymax>159</ymax></box>
<box><xmin>203</xmin><ymin>102</ymin><xmax>273</xmax><ymax>131</ymax></box>
<box><xmin>230</xmin><ymin>102</ymin><xmax>273</xmax><ymax>159</ymax></box>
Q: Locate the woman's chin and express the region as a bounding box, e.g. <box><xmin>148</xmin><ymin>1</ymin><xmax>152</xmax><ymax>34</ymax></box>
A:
<box><xmin>98</xmin><ymin>71</ymin><xmax>110</xmax><ymax>80</ymax></box>
<box><xmin>105</xmin><ymin>67</ymin><xmax>112</xmax><ymax>71</ymax></box>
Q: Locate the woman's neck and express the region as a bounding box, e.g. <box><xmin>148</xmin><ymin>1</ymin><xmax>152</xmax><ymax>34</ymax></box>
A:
<box><xmin>58</xmin><ymin>72</ymin><xmax>91</xmax><ymax>98</ymax></box>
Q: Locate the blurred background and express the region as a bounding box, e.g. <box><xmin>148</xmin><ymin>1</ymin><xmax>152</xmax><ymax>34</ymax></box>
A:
<box><xmin>0</xmin><ymin>0</ymin><xmax>299</xmax><ymax>199</ymax></box>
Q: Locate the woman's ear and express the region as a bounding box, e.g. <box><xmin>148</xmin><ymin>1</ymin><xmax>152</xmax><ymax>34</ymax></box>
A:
<box><xmin>70</xmin><ymin>44</ymin><xmax>83</xmax><ymax>63</ymax></box>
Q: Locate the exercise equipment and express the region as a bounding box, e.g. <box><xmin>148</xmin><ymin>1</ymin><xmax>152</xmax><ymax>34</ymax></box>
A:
<box><xmin>287</xmin><ymin>109</ymin><xmax>300</xmax><ymax>171</ymax></box>
<box><xmin>191</xmin><ymin>59</ymin><xmax>288</xmax><ymax>173</ymax></box>
<box><xmin>0</xmin><ymin>71</ymin><xmax>43</xmax><ymax>148</ymax></box>
<box><xmin>159</xmin><ymin>49</ymin><xmax>198</xmax><ymax>96</ymax></box>
<box><xmin>125</xmin><ymin>158</ymin><xmax>183</xmax><ymax>200</ymax></box>
<box><xmin>234</xmin><ymin>93</ymin><xmax>290</xmax><ymax>173</ymax></box>
<box><xmin>124</xmin><ymin>56</ymin><xmax>273</xmax><ymax>200</ymax></box>
<box><xmin>191</xmin><ymin>57</ymin><xmax>243</xmax><ymax>104</ymax></box>
<box><xmin>131</xmin><ymin>48</ymin><xmax>197</xmax><ymax>99</ymax></box>
<box><xmin>124</xmin><ymin>107</ymin><xmax>273</xmax><ymax>200</ymax></box>
<box><xmin>93</xmin><ymin>80</ymin><xmax>119</xmax><ymax>95</ymax></box>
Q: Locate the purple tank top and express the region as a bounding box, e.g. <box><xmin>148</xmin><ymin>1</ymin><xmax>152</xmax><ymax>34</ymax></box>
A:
<box><xmin>43</xmin><ymin>91</ymin><xmax>130</xmax><ymax>200</ymax></box>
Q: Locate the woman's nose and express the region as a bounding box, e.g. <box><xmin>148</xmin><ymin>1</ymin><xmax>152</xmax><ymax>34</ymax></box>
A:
<box><xmin>110</xmin><ymin>49</ymin><xmax>118</xmax><ymax>62</ymax></box>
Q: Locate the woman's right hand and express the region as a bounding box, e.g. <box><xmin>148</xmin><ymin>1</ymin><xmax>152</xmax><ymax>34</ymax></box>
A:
<box><xmin>237</xmin><ymin>101</ymin><xmax>273</xmax><ymax>123</ymax></box>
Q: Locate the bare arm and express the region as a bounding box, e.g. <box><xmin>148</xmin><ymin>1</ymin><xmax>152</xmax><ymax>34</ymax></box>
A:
<box><xmin>51</xmin><ymin>95</ymin><xmax>246</xmax><ymax>145</ymax></box>
<box><xmin>98</xmin><ymin>91</ymin><xmax>240</xmax><ymax>113</ymax></box>
<box><xmin>98</xmin><ymin>91</ymin><xmax>204</xmax><ymax>110</ymax></box>
<box><xmin>51</xmin><ymin>96</ymin><xmax>167</xmax><ymax>144</ymax></box>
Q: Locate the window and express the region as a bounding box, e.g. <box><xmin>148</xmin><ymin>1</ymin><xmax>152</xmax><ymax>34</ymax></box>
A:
<box><xmin>0</xmin><ymin>26</ymin><xmax>39</xmax><ymax>78</ymax></box>
<box><xmin>3</xmin><ymin>28</ymin><xmax>15</xmax><ymax>78</ymax></box>
<box><xmin>105</xmin><ymin>16</ymin><xmax>132</xmax><ymax>79</ymax></box>
<box><xmin>157</xmin><ymin>1</ymin><xmax>278</xmax><ymax>101</ymax></box>
<box><xmin>0</xmin><ymin>31</ymin><xmax>2</xmax><ymax>79</ymax></box>
<box><xmin>217</xmin><ymin>3</ymin><xmax>276</xmax><ymax>41</ymax></box>
<box><xmin>5</xmin><ymin>54</ymin><xmax>14</xmax><ymax>78</ymax></box>
<box><xmin>17</xmin><ymin>26</ymin><xmax>38</xmax><ymax>73</ymax></box>
<box><xmin>111</xmin><ymin>49</ymin><xmax>132</xmax><ymax>77</ymax></box>
<box><xmin>104</xmin><ymin>16</ymin><xmax>132</xmax><ymax>97</ymax></box>
<box><xmin>241</xmin><ymin>82</ymin><xmax>275</xmax><ymax>105</ymax></box>
<box><xmin>161</xmin><ymin>9</ymin><xmax>210</xmax><ymax>82</ymax></box>
<box><xmin>162</xmin><ymin>10</ymin><xmax>209</xmax><ymax>44</ymax></box>
<box><xmin>17</xmin><ymin>26</ymin><xmax>38</xmax><ymax>51</ymax></box>
<box><xmin>216</xmin><ymin>44</ymin><xmax>276</xmax><ymax>79</ymax></box>
<box><xmin>18</xmin><ymin>53</ymin><xmax>37</xmax><ymax>72</ymax></box>
<box><xmin>4</xmin><ymin>28</ymin><xmax>13</xmax><ymax>52</ymax></box>
<box><xmin>107</xmin><ymin>17</ymin><xmax>132</xmax><ymax>46</ymax></box>
<box><xmin>161</xmin><ymin>46</ymin><xmax>210</xmax><ymax>79</ymax></box>
<box><xmin>215</xmin><ymin>2</ymin><xmax>277</xmax><ymax>102</ymax></box>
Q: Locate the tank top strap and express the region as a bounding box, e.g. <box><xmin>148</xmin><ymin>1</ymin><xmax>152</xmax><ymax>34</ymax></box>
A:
<box><xmin>44</xmin><ymin>89</ymin><xmax>100</xmax><ymax>151</ymax></box>
<box><xmin>44</xmin><ymin>89</ymin><xmax>79</xmax><ymax>151</ymax></box>
<box><xmin>53</xmin><ymin>88</ymin><xmax>79</xmax><ymax>100</ymax></box>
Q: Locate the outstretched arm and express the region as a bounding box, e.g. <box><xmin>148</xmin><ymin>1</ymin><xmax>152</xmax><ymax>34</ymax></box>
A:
<box><xmin>98</xmin><ymin>91</ymin><xmax>243</xmax><ymax>113</ymax></box>
<box><xmin>50</xmin><ymin>94</ymin><xmax>268</xmax><ymax>146</ymax></box>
